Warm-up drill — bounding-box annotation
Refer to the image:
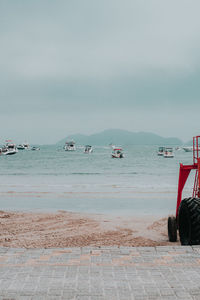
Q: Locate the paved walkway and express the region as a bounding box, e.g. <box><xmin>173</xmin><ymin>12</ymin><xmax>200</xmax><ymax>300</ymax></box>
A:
<box><xmin>0</xmin><ymin>246</ymin><xmax>200</xmax><ymax>299</ymax></box>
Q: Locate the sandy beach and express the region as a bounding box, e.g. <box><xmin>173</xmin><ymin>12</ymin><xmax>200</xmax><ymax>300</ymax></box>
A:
<box><xmin>0</xmin><ymin>210</ymin><xmax>179</xmax><ymax>248</ymax></box>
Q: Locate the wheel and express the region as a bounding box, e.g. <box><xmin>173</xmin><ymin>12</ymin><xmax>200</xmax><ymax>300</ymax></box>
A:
<box><xmin>178</xmin><ymin>197</ymin><xmax>200</xmax><ymax>245</ymax></box>
<box><xmin>168</xmin><ymin>215</ymin><xmax>177</xmax><ymax>242</ymax></box>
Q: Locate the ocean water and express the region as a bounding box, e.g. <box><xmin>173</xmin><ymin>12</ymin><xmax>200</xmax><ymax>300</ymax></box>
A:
<box><xmin>0</xmin><ymin>145</ymin><xmax>195</xmax><ymax>215</ymax></box>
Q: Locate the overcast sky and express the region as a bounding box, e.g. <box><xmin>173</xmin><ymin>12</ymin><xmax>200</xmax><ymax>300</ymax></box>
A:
<box><xmin>0</xmin><ymin>0</ymin><xmax>200</xmax><ymax>144</ymax></box>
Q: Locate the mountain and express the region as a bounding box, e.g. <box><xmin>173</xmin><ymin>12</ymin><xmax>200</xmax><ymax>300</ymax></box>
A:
<box><xmin>56</xmin><ymin>129</ymin><xmax>182</xmax><ymax>146</ymax></box>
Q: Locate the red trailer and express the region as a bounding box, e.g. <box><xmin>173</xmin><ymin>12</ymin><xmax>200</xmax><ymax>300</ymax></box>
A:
<box><xmin>168</xmin><ymin>135</ymin><xmax>200</xmax><ymax>245</ymax></box>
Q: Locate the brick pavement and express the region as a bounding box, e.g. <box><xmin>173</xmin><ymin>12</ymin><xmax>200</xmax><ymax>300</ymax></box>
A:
<box><xmin>0</xmin><ymin>246</ymin><xmax>200</xmax><ymax>299</ymax></box>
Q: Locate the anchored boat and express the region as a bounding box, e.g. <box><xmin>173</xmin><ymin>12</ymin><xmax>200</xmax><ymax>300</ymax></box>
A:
<box><xmin>111</xmin><ymin>148</ymin><xmax>124</xmax><ymax>158</ymax></box>
<box><xmin>84</xmin><ymin>145</ymin><xmax>93</xmax><ymax>153</ymax></box>
<box><xmin>64</xmin><ymin>141</ymin><xmax>76</xmax><ymax>151</ymax></box>
<box><xmin>163</xmin><ymin>147</ymin><xmax>174</xmax><ymax>158</ymax></box>
<box><xmin>31</xmin><ymin>146</ymin><xmax>40</xmax><ymax>151</ymax></box>
<box><xmin>182</xmin><ymin>146</ymin><xmax>193</xmax><ymax>152</ymax></box>
<box><xmin>17</xmin><ymin>142</ymin><xmax>30</xmax><ymax>150</ymax></box>
<box><xmin>157</xmin><ymin>146</ymin><xmax>165</xmax><ymax>156</ymax></box>
<box><xmin>2</xmin><ymin>140</ymin><xmax>18</xmax><ymax>155</ymax></box>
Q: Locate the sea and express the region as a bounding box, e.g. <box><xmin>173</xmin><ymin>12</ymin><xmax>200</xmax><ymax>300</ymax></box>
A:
<box><xmin>0</xmin><ymin>145</ymin><xmax>195</xmax><ymax>216</ymax></box>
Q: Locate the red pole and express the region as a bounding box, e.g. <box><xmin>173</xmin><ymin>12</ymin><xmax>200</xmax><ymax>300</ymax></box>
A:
<box><xmin>193</xmin><ymin>137</ymin><xmax>195</xmax><ymax>164</ymax></box>
<box><xmin>198</xmin><ymin>158</ymin><xmax>200</xmax><ymax>198</ymax></box>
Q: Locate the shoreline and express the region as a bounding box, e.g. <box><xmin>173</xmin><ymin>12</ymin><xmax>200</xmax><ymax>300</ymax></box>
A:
<box><xmin>0</xmin><ymin>210</ymin><xmax>179</xmax><ymax>248</ymax></box>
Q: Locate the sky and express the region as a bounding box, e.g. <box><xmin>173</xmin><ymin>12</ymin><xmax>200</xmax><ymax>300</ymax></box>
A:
<box><xmin>0</xmin><ymin>0</ymin><xmax>200</xmax><ymax>144</ymax></box>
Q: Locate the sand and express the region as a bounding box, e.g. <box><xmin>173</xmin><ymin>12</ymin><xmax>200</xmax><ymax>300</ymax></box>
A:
<box><xmin>0</xmin><ymin>210</ymin><xmax>179</xmax><ymax>248</ymax></box>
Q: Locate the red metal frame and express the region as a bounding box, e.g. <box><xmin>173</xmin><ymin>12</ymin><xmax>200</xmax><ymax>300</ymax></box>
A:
<box><xmin>176</xmin><ymin>136</ymin><xmax>200</xmax><ymax>217</ymax></box>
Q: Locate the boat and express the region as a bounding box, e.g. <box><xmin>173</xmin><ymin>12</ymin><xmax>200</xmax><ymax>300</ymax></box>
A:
<box><xmin>17</xmin><ymin>144</ymin><xmax>25</xmax><ymax>150</ymax></box>
<box><xmin>64</xmin><ymin>141</ymin><xmax>76</xmax><ymax>151</ymax></box>
<box><xmin>182</xmin><ymin>146</ymin><xmax>193</xmax><ymax>152</ymax></box>
<box><xmin>2</xmin><ymin>140</ymin><xmax>18</xmax><ymax>155</ymax></box>
<box><xmin>163</xmin><ymin>147</ymin><xmax>174</xmax><ymax>158</ymax></box>
<box><xmin>84</xmin><ymin>145</ymin><xmax>93</xmax><ymax>153</ymax></box>
<box><xmin>111</xmin><ymin>148</ymin><xmax>124</xmax><ymax>158</ymax></box>
<box><xmin>17</xmin><ymin>142</ymin><xmax>30</xmax><ymax>150</ymax></box>
<box><xmin>157</xmin><ymin>146</ymin><xmax>165</xmax><ymax>156</ymax></box>
<box><xmin>31</xmin><ymin>146</ymin><xmax>40</xmax><ymax>151</ymax></box>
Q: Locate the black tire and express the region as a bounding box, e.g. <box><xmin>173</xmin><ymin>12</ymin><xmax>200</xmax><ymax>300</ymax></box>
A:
<box><xmin>168</xmin><ymin>215</ymin><xmax>177</xmax><ymax>242</ymax></box>
<box><xmin>178</xmin><ymin>197</ymin><xmax>200</xmax><ymax>245</ymax></box>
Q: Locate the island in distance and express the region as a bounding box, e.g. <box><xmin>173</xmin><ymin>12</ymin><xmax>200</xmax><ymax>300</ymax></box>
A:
<box><xmin>56</xmin><ymin>129</ymin><xmax>182</xmax><ymax>146</ymax></box>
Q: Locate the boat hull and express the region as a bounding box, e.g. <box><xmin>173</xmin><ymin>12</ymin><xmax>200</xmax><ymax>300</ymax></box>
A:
<box><xmin>182</xmin><ymin>147</ymin><xmax>193</xmax><ymax>152</ymax></box>
<box><xmin>3</xmin><ymin>150</ymin><xmax>18</xmax><ymax>155</ymax></box>
<box><xmin>65</xmin><ymin>147</ymin><xmax>76</xmax><ymax>151</ymax></box>
<box><xmin>163</xmin><ymin>154</ymin><xmax>174</xmax><ymax>158</ymax></box>
<box><xmin>112</xmin><ymin>154</ymin><xmax>124</xmax><ymax>158</ymax></box>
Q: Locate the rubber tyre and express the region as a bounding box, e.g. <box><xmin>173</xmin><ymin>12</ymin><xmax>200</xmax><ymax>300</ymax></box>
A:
<box><xmin>168</xmin><ymin>215</ymin><xmax>177</xmax><ymax>242</ymax></box>
<box><xmin>178</xmin><ymin>197</ymin><xmax>200</xmax><ymax>245</ymax></box>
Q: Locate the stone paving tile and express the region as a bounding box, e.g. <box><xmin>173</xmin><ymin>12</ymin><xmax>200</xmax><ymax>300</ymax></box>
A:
<box><xmin>0</xmin><ymin>246</ymin><xmax>200</xmax><ymax>299</ymax></box>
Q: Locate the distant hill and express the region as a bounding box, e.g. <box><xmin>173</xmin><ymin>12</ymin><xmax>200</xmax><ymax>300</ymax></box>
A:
<box><xmin>56</xmin><ymin>129</ymin><xmax>182</xmax><ymax>146</ymax></box>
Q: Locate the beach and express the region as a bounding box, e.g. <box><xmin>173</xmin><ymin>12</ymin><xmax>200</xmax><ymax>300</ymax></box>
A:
<box><xmin>0</xmin><ymin>210</ymin><xmax>179</xmax><ymax>248</ymax></box>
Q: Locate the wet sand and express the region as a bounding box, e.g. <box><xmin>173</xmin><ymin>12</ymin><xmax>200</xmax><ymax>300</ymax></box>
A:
<box><xmin>0</xmin><ymin>210</ymin><xmax>179</xmax><ymax>248</ymax></box>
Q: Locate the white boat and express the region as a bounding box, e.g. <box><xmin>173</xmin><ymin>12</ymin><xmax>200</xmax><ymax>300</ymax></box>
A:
<box><xmin>163</xmin><ymin>147</ymin><xmax>174</xmax><ymax>158</ymax></box>
<box><xmin>111</xmin><ymin>148</ymin><xmax>124</xmax><ymax>158</ymax></box>
<box><xmin>2</xmin><ymin>140</ymin><xmax>18</xmax><ymax>155</ymax></box>
<box><xmin>23</xmin><ymin>142</ymin><xmax>30</xmax><ymax>150</ymax></box>
<box><xmin>157</xmin><ymin>146</ymin><xmax>165</xmax><ymax>156</ymax></box>
<box><xmin>17</xmin><ymin>142</ymin><xmax>30</xmax><ymax>150</ymax></box>
<box><xmin>64</xmin><ymin>141</ymin><xmax>76</xmax><ymax>151</ymax></box>
<box><xmin>182</xmin><ymin>146</ymin><xmax>193</xmax><ymax>152</ymax></box>
<box><xmin>17</xmin><ymin>144</ymin><xmax>25</xmax><ymax>150</ymax></box>
<box><xmin>31</xmin><ymin>146</ymin><xmax>40</xmax><ymax>151</ymax></box>
<box><xmin>84</xmin><ymin>145</ymin><xmax>93</xmax><ymax>153</ymax></box>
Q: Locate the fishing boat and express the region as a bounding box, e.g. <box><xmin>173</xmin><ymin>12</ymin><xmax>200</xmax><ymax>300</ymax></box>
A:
<box><xmin>64</xmin><ymin>141</ymin><xmax>76</xmax><ymax>151</ymax></box>
<box><xmin>31</xmin><ymin>146</ymin><xmax>40</xmax><ymax>151</ymax></box>
<box><xmin>84</xmin><ymin>145</ymin><xmax>93</xmax><ymax>153</ymax></box>
<box><xmin>17</xmin><ymin>142</ymin><xmax>30</xmax><ymax>150</ymax></box>
<box><xmin>17</xmin><ymin>144</ymin><xmax>25</xmax><ymax>150</ymax></box>
<box><xmin>23</xmin><ymin>142</ymin><xmax>30</xmax><ymax>149</ymax></box>
<box><xmin>157</xmin><ymin>146</ymin><xmax>165</xmax><ymax>156</ymax></box>
<box><xmin>111</xmin><ymin>148</ymin><xmax>124</xmax><ymax>158</ymax></box>
<box><xmin>182</xmin><ymin>146</ymin><xmax>193</xmax><ymax>152</ymax></box>
<box><xmin>2</xmin><ymin>140</ymin><xmax>18</xmax><ymax>155</ymax></box>
<box><xmin>163</xmin><ymin>147</ymin><xmax>174</xmax><ymax>158</ymax></box>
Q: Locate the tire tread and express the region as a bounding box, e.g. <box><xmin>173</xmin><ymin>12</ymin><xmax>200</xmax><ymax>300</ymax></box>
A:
<box><xmin>179</xmin><ymin>197</ymin><xmax>200</xmax><ymax>245</ymax></box>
